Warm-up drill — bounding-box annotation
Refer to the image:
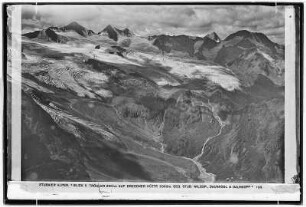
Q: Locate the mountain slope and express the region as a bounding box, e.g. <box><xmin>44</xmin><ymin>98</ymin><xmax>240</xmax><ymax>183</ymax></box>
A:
<box><xmin>213</xmin><ymin>30</ymin><xmax>284</xmax><ymax>86</ymax></box>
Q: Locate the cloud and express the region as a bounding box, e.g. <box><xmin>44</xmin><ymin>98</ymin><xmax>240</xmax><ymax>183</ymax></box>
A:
<box><xmin>21</xmin><ymin>5</ymin><xmax>285</xmax><ymax>44</ymax></box>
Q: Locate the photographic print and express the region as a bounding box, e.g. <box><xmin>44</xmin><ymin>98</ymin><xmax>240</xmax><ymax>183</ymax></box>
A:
<box><xmin>5</xmin><ymin>3</ymin><xmax>302</xmax><ymax>202</ymax></box>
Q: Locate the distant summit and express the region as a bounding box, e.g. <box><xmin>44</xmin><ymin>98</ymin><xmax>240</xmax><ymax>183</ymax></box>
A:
<box><xmin>224</xmin><ymin>30</ymin><xmax>279</xmax><ymax>52</ymax></box>
<box><xmin>201</xmin><ymin>32</ymin><xmax>221</xmax><ymax>49</ymax></box>
<box><xmin>98</xmin><ymin>25</ymin><xmax>118</xmax><ymax>41</ymax></box>
<box><xmin>59</xmin><ymin>21</ymin><xmax>95</xmax><ymax>37</ymax></box>
<box><xmin>215</xmin><ymin>30</ymin><xmax>282</xmax><ymax>66</ymax></box>
<box><xmin>205</xmin><ymin>32</ymin><xmax>221</xmax><ymax>43</ymax></box>
<box><xmin>100</xmin><ymin>24</ymin><xmax>115</xmax><ymax>33</ymax></box>
<box><xmin>98</xmin><ymin>25</ymin><xmax>133</xmax><ymax>41</ymax></box>
<box><xmin>224</xmin><ymin>30</ymin><xmax>253</xmax><ymax>41</ymax></box>
<box><xmin>23</xmin><ymin>28</ymin><xmax>68</xmax><ymax>43</ymax></box>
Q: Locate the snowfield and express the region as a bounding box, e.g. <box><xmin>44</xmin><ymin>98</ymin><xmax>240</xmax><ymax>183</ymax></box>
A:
<box><xmin>23</xmin><ymin>37</ymin><xmax>241</xmax><ymax>92</ymax></box>
<box><xmin>126</xmin><ymin>51</ymin><xmax>241</xmax><ymax>91</ymax></box>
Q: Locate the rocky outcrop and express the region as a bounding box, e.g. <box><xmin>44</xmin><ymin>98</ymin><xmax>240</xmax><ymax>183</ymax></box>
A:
<box><xmin>105</xmin><ymin>45</ymin><xmax>128</xmax><ymax>57</ymax></box>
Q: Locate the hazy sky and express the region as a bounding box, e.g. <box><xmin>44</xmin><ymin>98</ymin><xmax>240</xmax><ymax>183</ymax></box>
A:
<box><xmin>21</xmin><ymin>4</ymin><xmax>285</xmax><ymax>44</ymax></box>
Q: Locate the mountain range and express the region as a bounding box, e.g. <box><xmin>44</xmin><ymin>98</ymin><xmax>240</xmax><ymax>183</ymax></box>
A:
<box><xmin>23</xmin><ymin>21</ymin><xmax>284</xmax><ymax>87</ymax></box>
<box><xmin>14</xmin><ymin>21</ymin><xmax>285</xmax><ymax>183</ymax></box>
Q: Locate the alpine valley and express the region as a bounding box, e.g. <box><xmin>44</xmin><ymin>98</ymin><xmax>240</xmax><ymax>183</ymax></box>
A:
<box><xmin>8</xmin><ymin>21</ymin><xmax>284</xmax><ymax>183</ymax></box>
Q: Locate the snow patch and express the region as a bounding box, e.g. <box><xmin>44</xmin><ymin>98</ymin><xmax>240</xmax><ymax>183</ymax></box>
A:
<box><xmin>92</xmin><ymin>49</ymin><xmax>142</xmax><ymax>66</ymax></box>
<box><xmin>95</xmin><ymin>89</ymin><xmax>113</xmax><ymax>98</ymax></box>
<box><xmin>260</xmin><ymin>51</ymin><xmax>274</xmax><ymax>62</ymax></box>
<box><xmin>154</xmin><ymin>78</ymin><xmax>180</xmax><ymax>86</ymax></box>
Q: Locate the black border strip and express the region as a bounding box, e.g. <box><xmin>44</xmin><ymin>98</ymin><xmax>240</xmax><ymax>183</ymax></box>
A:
<box><xmin>296</xmin><ymin>3</ymin><xmax>303</xmax><ymax>204</ymax></box>
<box><xmin>2</xmin><ymin>2</ymin><xmax>303</xmax><ymax>205</ymax></box>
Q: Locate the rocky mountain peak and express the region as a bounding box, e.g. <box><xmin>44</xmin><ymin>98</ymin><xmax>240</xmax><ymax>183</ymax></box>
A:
<box><xmin>224</xmin><ymin>30</ymin><xmax>274</xmax><ymax>45</ymax></box>
<box><xmin>224</xmin><ymin>30</ymin><xmax>252</xmax><ymax>41</ymax></box>
<box><xmin>64</xmin><ymin>21</ymin><xmax>86</xmax><ymax>31</ymax></box>
<box><xmin>67</xmin><ymin>21</ymin><xmax>82</xmax><ymax>27</ymax></box>
<box><xmin>102</xmin><ymin>25</ymin><xmax>115</xmax><ymax>32</ymax></box>
<box><xmin>99</xmin><ymin>25</ymin><xmax>118</xmax><ymax>41</ymax></box>
<box><xmin>204</xmin><ymin>32</ymin><xmax>221</xmax><ymax>43</ymax></box>
<box><xmin>99</xmin><ymin>25</ymin><xmax>133</xmax><ymax>41</ymax></box>
<box><xmin>60</xmin><ymin>21</ymin><xmax>93</xmax><ymax>37</ymax></box>
<box><xmin>224</xmin><ymin>30</ymin><xmax>279</xmax><ymax>53</ymax></box>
